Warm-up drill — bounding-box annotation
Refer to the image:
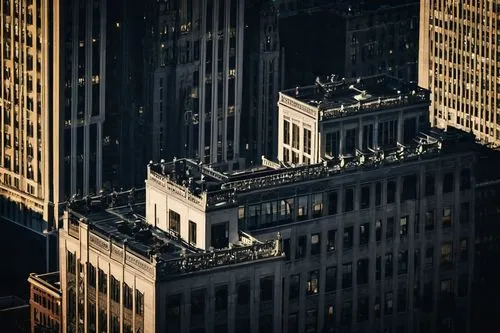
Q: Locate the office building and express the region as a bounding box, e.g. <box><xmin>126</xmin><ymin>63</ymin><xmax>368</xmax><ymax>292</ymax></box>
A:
<box><xmin>418</xmin><ymin>0</ymin><xmax>499</xmax><ymax>145</ymax></box>
<box><xmin>0</xmin><ymin>0</ymin><xmax>107</xmax><ymax>231</ymax></box>
<box><xmin>28</xmin><ymin>272</ymin><xmax>62</xmax><ymax>333</ymax></box>
<box><xmin>60</xmin><ymin>115</ymin><xmax>476</xmax><ymax>333</ymax></box>
<box><xmin>279</xmin><ymin>0</ymin><xmax>419</xmax><ymax>87</ymax></box>
<box><xmin>150</xmin><ymin>0</ymin><xmax>281</xmax><ymax>168</ymax></box>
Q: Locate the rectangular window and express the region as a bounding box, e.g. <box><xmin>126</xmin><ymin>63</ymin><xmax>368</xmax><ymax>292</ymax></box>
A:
<box><xmin>87</xmin><ymin>264</ymin><xmax>96</xmax><ymax>287</ymax></box>
<box><xmin>67</xmin><ymin>251</ymin><xmax>76</xmax><ymax>274</ymax></box>
<box><xmin>425</xmin><ymin>210</ymin><xmax>434</xmax><ymax>231</ymax></box>
<box><xmin>460</xmin><ymin>239</ymin><xmax>468</xmax><ymax>261</ymax></box>
<box><xmin>327</xmin><ymin>191</ymin><xmax>338</xmax><ymax>214</ymax></box>
<box><xmin>342</xmin><ymin>263</ymin><xmax>352</xmax><ymax>288</ymax></box>
<box><xmin>378</xmin><ymin>119</ymin><xmax>398</xmax><ymax>146</ymax></box>
<box><xmin>400</xmin><ymin>216</ymin><xmax>408</xmax><ymax>238</ymax></box>
<box><xmin>359</xmin><ymin>223</ymin><xmax>369</xmax><ymax>245</ymax></box>
<box><xmin>110</xmin><ymin>276</ymin><xmax>120</xmax><ymax>302</ymax></box>
<box><xmin>460</xmin><ymin>202</ymin><xmax>470</xmax><ymax>224</ymax></box>
<box><xmin>123</xmin><ymin>283</ymin><xmax>133</xmax><ymax>309</ymax></box>
<box><xmin>297</xmin><ymin>196</ymin><xmax>308</xmax><ymax>220</ymax></box>
<box><xmin>191</xmin><ymin>289</ymin><xmax>206</xmax><ymax>315</ymax></box>
<box><xmin>303</xmin><ymin>128</ymin><xmax>311</xmax><ymax>155</ymax></box>
<box><xmin>292</xmin><ymin>123</ymin><xmax>300</xmax><ymax>149</ymax></box>
<box><xmin>385</xmin><ymin>252</ymin><xmax>393</xmax><ymax>277</ymax></box>
<box><xmin>237</xmin><ymin>282</ymin><xmax>250</xmax><ymax>305</ymax></box>
<box><xmin>375</xmin><ymin>220</ymin><xmax>382</xmax><ymax>242</ymax></box>
<box><xmin>260</xmin><ymin>277</ymin><xmax>274</xmax><ymax>302</ymax></box>
<box><xmin>325</xmin><ymin>131</ymin><xmax>340</xmax><ymax>157</ymax></box>
<box><xmin>98</xmin><ymin>269</ymin><xmax>107</xmax><ymax>294</ymax></box>
<box><xmin>169</xmin><ymin>210</ymin><xmax>180</xmax><ymax>234</ymax></box>
<box><xmin>425</xmin><ymin>173</ymin><xmax>435</xmax><ymax>196</ymax></box>
<box><xmin>326</xmin><ymin>266</ymin><xmax>337</xmax><ymax>292</ymax></box>
<box><xmin>311</xmin><ymin>233</ymin><xmax>321</xmax><ymax>255</ymax></box>
<box><xmin>443</xmin><ymin>172</ymin><xmax>454</xmax><ymax>193</ymax></box>
<box><xmin>387</xmin><ymin>180</ymin><xmax>396</xmax><ymax>203</ymax></box>
<box><xmin>215</xmin><ymin>286</ymin><xmax>228</xmax><ymax>311</ymax></box>
<box><xmin>327</xmin><ymin>229</ymin><xmax>336</xmax><ymax>252</ymax></box>
<box><xmin>344</xmin><ymin>187</ymin><xmax>354</xmax><ymax>212</ymax></box>
<box><xmin>442</xmin><ymin>207</ymin><xmax>452</xmax><ymax>228</ymax></box>
<box><xmin>289</xmin><ymin>275</ymin><xmax>300</xmax><ymax>300</ymax></box>
<box><xmin>357</xmin><ymin>296</ymin><xmax>369</xmax><ymax>322</ymax></box>
<box><xmin>189</xmin><ymin>221</ymin><xmax>197</xmax><ymax>245</ymax></box>
<box><xmin>345</xmin><ymin>128</ymin><xmax>357</xmax><ymax>154</ymax></box>
<box><xmin>283</xmin><ymin>120</ymin><xmax>290</xmax><ymax>145</ymax></box>
<box><xmin>401</xmin><ymin>174</ymin><xmax>417</xmax><ymax>201</ymax></box>
<box><xmin>386</xmin><ymin>217</ymin><xmax>394</xmax><ymax>240</ymax></box>
<box><xmin>360</xmin><ymin>185</ymin><xmax>370</xmax><ymax>209</ymax></box>
<box><xmin>312</xmin><ymin>193</ymin><xmax>323</xmax><ymax>217</ymax></box>
<box><xmin>375</xmin><ymin>182</ymin><xmax>382</xmax><ymax>206</ymax></box>
<box><xmin>398</xmin><ymin>251</ymin><xmax>408</xmax><ymax>274</ymax></box>
<box><xmin>357</xmin><ymin>258</ymin><xmax>369</xmax><ymax>285</ymax></box>
<box><xmin>384</xmin><ymin>292</ymin><xmax>393</xmax><ymax>314</ymax></box>
<box><xmin>343</xmin><ymin>227</ymin><xmax>353</xmax><ymax>249</ymax></box>
<box><xmin>362</xmin><ymin>124</ymin><xmax>374</xmax><ymax>149</ymax></box>
<box><xmin>341</xmin><ymin>301</ymin><xmax>352</xmax><ymax>325</ymax></box>
<box><xmin>307</xmin><ymin>270</ymin><xmax>319</xmax><ymax>295</ymax></box>
<box><xmin>296</xmin><ymin>235</ymin><xmax>307</xmax><ymax>259</ymax></box>
<box><xmin>460</xmin><ymin>169</ymin><xmax>471</xmax><ymax>190</ymax></box>
<box><xmin>440</xmin><ymin>242</ymin><xmax>452</xmax><ymax>266</ymax></box>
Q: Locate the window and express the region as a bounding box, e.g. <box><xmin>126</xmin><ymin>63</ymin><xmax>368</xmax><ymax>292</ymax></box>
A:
<box><xmin>443</xmin><ymin>172</ymin><xmax>454</xmax><ymax>193</ymax></box>
<box><xmin>289</xmin><ymin>275</ymin><xmax>300</xmax><ymax>300</ymax></box>
<box><xmin>311</xmin><ymin>233</ymin><xmax>321</xmax><ymax>255</ymax></box>
<box><xmin>327</xmin><ymin>229</ymin><xmax>336</xmax><ymax>252</ymax></box>
<box><xmin>166</xmin><ymin>295</ymin><xmax>181</xmax><ymax>332</ymax></box>
<box><xmin>400</xmin><ymin>216</ymin><xmax>408</xmax><ymax>238</ymax></box>
<box><xmin>325</xmin><ymin>305</ymin><xmax>335</xmax><ymax>330</ymax></box>
<box><xmin>345</xmin><ymin>128</ymin><xmax>357</xmax><ymax>154</ymax></box>
<box><xmin>460</xmin><ymin>169</ymin><xmax>471</xmax><ymax>190</ymax></box>
<box><xmin>376</xmin><ymin>257</ymin><xmax>381</xmax><ymax>280</ymax></box>
<box><xmin>359</xmin><ymin>223</ymin><xmax>369</xmax><ymax>245</ymax></box>
<box><xmin>384</xmin><ymin>292</ymin><xmax>393</xmax><ymax>315</ymax></box>
<box><xmin>215</xmin><ymin>286</ymin><xmax>228</xmax><ymax>311</ymax></box>
<box><xmin>342</xmin><ymin>263</ymin><xmax>352</xmax><ymax>288</ymax></box>
<box><xmin>233</xmin><ymin>283</ymin><xmax>249</xmax><ymax>309</ymax></box>
<box><xmin>425</xmin><ymin>210</ymin><xmax>434</xmax><ymax>231</ymax></box>
<box><xmin>375</xmin><ymin>220</ymin><xmax>382</xmax><ymax>242</ymax></box>
<box><xmin>385</xmin><ymin>252</ymin><xmax>393</xmax><ymax>277</ymax></box>
<box><xmin>283</xmin><ymin>120</ymin><xmax>290</xmax><ymax>145</ymax></box>
<box><xmin>307</xmin><ymin>270</ymin><xmax>319</xmax><ymax>295</ymax></box>
<box><xmin>341</xmin><ymin>301</ymin><xmax>352</xmax><ymax>325</ymax></box>
<box><xmin>398</xmin><ymin>251</ymin><xmax>408</xmax><ymax>274</ymax></box>
<box><xmin>458</xmin><ymin>275</ymin><xmax>468</xmax><ymax>297</ymax></box>
<box><xmin>191</xmin><ymin>289</ymin><xmax>205</xmax><ymax>315</ymax></box>
<box><xmin>442</xmin><ymin>207</ymin><xmax>452</xmax><ymax>228</ymax></box>
<box><xmin>460</xmin><ymin>202</ymin><xmax>470</xmax><ymax>224</ymax></box>
<box><xmin>111</xmin><ymin>276</ymin><xmax>120</xmax><ymax>302</ymax></box>
<box><xmin>358</xmin><ymin>296</ymin><xmax>369</xmax><ymax>322</ymax></box>
<box><xmin>283</xmin><ymin>238</ymin><xmax>291</xmax><ymax>260</ymax></box>
<box><xmin>303</xmin><ymin>128</ymin><xmax>311</xmax><ymax>155</ymax></box>
<box><xmin>460</xmin><ymin>239</ymin><xmax>468</xmax><ymax>261</ymax></box>
<box><xmin>326</xmin><ymin>266</ymin><xmax>337</xmax><ymax>292</ymax></box>
<box><xmin>344</xmin><ymin>187</ymin><xmax>354</xmax><ymax>212</ymax></box>
<box><xmin>360</xmin><ymin>185</ymin><xmax>370</xmax><ymax>209</ymax></box>
<box><xmin>312</xmin><ymin>193</ymin><xmax>323</xmax><ymax>217</ymax></box>
<box><xmin>67</xmin><ymin>251</ymin><xmax>76</xmax><ymax>274</ymax></box>
<box><xmin>296</xmin><ymin>235</ymin><xmax>306</xmax><ymax>259</ymax></box>
<box><xmin>397</xmin><ymin>289</ymin><xmax>407</xmax><ymax>312</ymax></box>
<box><xmin>260</xmin><ymin>277</ymin><xmax>274</xmax><ymax>302</ymax></box>
<box><xmin>305</xmin><ymin>308</ymin><xmax>317</xmax><ymax>332</ymax></box>
<box><xmin>297</xmin><ymin>196</ymin><xmax>308</xmax><ymax>220</ymax></box>
<box><xmin>87</xmin><ymin>264</ymin><xmax>96</xmax><ymax>287</ymax></box>
<box><xmin>357</xmin><ymin>259</ymin><xmax>369</xmax><ymax>285</ymax></box>
<box><xmin>325</xmin><ymin>131</ymin><xmax>340</xmax><ymax>157</ymax></box>
<box><xmin>343</xmin><ymin>227</ymin><xmax>353</xmax><ymax>249</ymax></box>
<box><xmin>425</xmin><ymin>173</ymin><xmax>435</xmax><ymax>196</ymax></box>
<box><xmin>123</xmin><ymin>283</ymin><xmax>133</xmax><ymax>309</ymax></box>
<box><xmin>401</xmin><ymin>174</ymin><xmax>417</xmax><ymax>201</ymax></box>
<box><xmin>189</xmin><ymin>221</ymin><xmax>197</xmax><ymax>245</ymax></box>
<box><xmin>327</xmin><ymin>191</ymin><xmax>338</xmax><ymax>214</ymax></box>
<box><xmin>169</xmin><ymin>210</ymin><xmax>180</xmax><ymax>234</ymax></box>
<box><xmin>292</xmin><ymin>123</ymin><xmax>300</xmax><ymax>149</ymax></box>
<box><xmin>440</xmin><ymin>242</ymin><xmax>452</xmax><ymax>266</ymax></box>
<box><xmin>387</xmin><ymin>180</ymin><xmax>396</xmax><ymax>203</ymax></box>
<box><xmin>386</xmin><ymin>217</ymin><xmax>394</xmax><ymax>240</ymax></box>
<box><xmin>374</xmin><ymin>296</ymin><xmax>381</xmax><ymax>318</ymax></box>
<box><xmin>425</xmin><ymin>247</ymin><xmax>433</xmax><ymax>268</ymax></box>
<box><xmin>98</xmin><ymin>269</ymin><xmax>107</xmax><ymax>294</ymax></box>
<box><xmin>362</xmin><ymin>124</ymin><xmax>374</xmax><ymax>149</ymax></box>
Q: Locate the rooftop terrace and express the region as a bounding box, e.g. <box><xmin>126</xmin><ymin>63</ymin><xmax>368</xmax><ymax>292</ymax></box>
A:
<box><xmin>65</xmin><ymin>189</ymin><xmax>282</xmax><ymax>280</ymax></box>
<box><xmin>279</xmin><ymin>74</ymin><xmax>429</xmax><ymax>120</ymax></box>
<box><xmin>148</xmin><ymin>128</ymin><xmax>475</xmax><ymax>210</ymax></box>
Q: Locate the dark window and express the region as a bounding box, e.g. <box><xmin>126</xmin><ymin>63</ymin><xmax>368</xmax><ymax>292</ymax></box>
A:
<box><xmin>362</xmin><ymin>124</ymin><xmax>374</xmax><ymax>149</ymax></box>
<box><xmin>312</xmin><ymin>193</ymin><xmax>323</xmax><ymax>217</ymax></box>
<box><xmin>327</xmin><ymin>191</ymin><xmax>338</xmax><ymax>214</ymax></box>
<box><xmin>403</xmin><ymin>117</ymin><xmax>417</xmax><ymax>144</ymax></box>
<box><xmin>327</xmin><ymin>229</ymin><xmax>336</xmax><ymax>252</ymax></box>
<box><xmin>386</xmin><ymin>217</ymin><xmax>394</xmax><ymax>240</ymax></box>
<box><xmin>87</xmin><ymin>263</ymin><xmax>96</xmax><ymax>287</ymax></box>
<box><xmin>400</xmin><ymin>216</ymin><xmax>408</xmax><ymax>238</ymax></box>
<box><xmin>296</xmin><ymin>235</ymin><xmax>306</xmax><ymax>259</ymax></box>
<box><xmin>123</xmin><ymin>283</ymin><xmax>133</xmax><ymax>309</ymax></box>
<box><xmin>460</xmin><ymin>169</ymin><xmax>471</xmax><ymax>190</ymax></box>
<box><xmin>343</xmin><ymin>227</ymin><xmax>353</xmax><ymax>249</ymax></box>
<box><xmin>189</xmin><ymin>221</ymin><xmax>197</xmax><ymax>245</ymax></box>
<box><xmin>169</xmin><ymin>210</ymin><xmax>180</xmax><ymax>234</ymax></box>
<box><xmin>387</xmin><ymin>180</ymin><xmax>396</xmax><ymax>203</ymax></box>
<box><xmin>289</xmin><ymin>274</ymin><xmax>300</xmax><ymax>300</ymax></box>
<box><xmin>211</xmin><ymin>222</ymin><xmax>229</xmax><ymax>248</ymax></box>
<box><xmin>191</xmin><ymin>289</ymin><xmax>205</xmax><ymax>315</ymax></box>
<box><xmin>341</xmin><ymin>301</ymin><xmax>352</xmax><ymax>325</ymax></box>
<box><xmin>374</xmin><ymin>296</ymin><xmax>381</xmax><ymax>318</ymax></box>
<box><xmin>326</xmin><ymin>266</ymin><xmax>337</xmax><ymax>292</ymax></box>
<box><xmin>260</xmin><ymin>277</ymin><xmax>274</xmax><ymax>302</ymax></box>
<box><xmin>443</xmin><ymin>207</ymin><xmax>452</xmax><ymax>228</ymax></box>
<box><xmin>325</xmin><ymin>131</ymin><xmax>340</xmax><ymax>156</ymax></box>
<box><xmin>425</xmin><ymin>173</ymin><xmax>435</xmax><ymax>196</ymax></box>
<box><xmin>166</xmin><ymin>295</ymin><xmax>181</xmax><ymax>332</ymax></box>
<box><xmin>460</xmin><ymin>202</ymin><xmax>470</xmax><ymax>224</ymax></box>
<box><xmin>425</xmin><ymin>210</ymin><xmax>434</xmax><ymax>231</ymax></box>
<box><xmin>460</xmin><ymin>239</ymin><xmax>468</xmax><ymax>261</ymax></box>
<box><xmin>215</xmin><ymin>286</ymin><xmax>228</xmax><ymax>311</ymax></box>
<box><xmin>357</xmin><ymin>259</ymin><xmax>369</xmax><ymax>285</ymax></box>
<box><xmin>375</xmin><ymin>219</ymin><xmax>382</xmax><ymax>242</ymax></box>
<box><xmin>360</xmin><ymin>185</ymin><xmax>370</xmax><ymax>209</ymax></box>
<box><xmin>98</xmin><ymin>269</ymin><xmax>107</xmax><ymax>294</ymax></box>
<box><xmin>111</xmin><ymin>276</ymin><xmax>120</xmax><ymax>302</ymax></box>
<box><xmin>67</xmin><ymin>251</ymin><xmax>76</xmax><ymax>274</ymax></box>
<box><xmin>237</xmin><ymin>282</ymin><xmax>250</xmax><ymax>305</ymax></box>
<box><xmin>357</xmin><ymin>296</ymin><xmax>369</xmax><ymax>322</ymax></box>
<box><xmin>311</xmin><ymin>233</ymin><xmax>321</xmax><ymax>255</ymax></box>
<box><xmin>398</xmin><ymin>250</ymin><xmax>408</xmax><ymax>274</ymax></box>
<box><xmin>342</xmin><ymin>263</ymin><xmax>352</xmax><ymax>288</ymax></box>
<box><xmin>345</xmin><ymin>128</ymin><xmax>357</xmax><ymax>154</ymax></box>
<box><xmin>375</xmin><ymin>182</ymin><xmax>382</xmax><ymax>206</ymax></box>
<box><xmin>344</xmin><ymin>187</ymin><xmax>354</xmax><ymax>212</ymax></box>
<box><xmin>283</xmin><ymin>120</ymin><xmax>290</xmax><ymax>145</ymax></box>
<box><xmin>385</xmin><ymin>292</ymin><xmax>393</xmax><ymax>314</ymax></box>
<box><xmin>401</xmin><ymin>174</ymin><xmax>417</xmax><ymax>201</ymax></box>
<box><xmin>385</xmin><ymin>252</ymin><xmax>393</xmax><ymax>277</ymax></box>
<box><xmin>359</xmin><ymin>223</ymin><xmax>369</xmax><ymax>245</ymax></box>
<box><xmin>305</xmin><ymin>308</ymin><xmax>317</xmax><ymax>332</ymax></box>
<box><xmin>443</xmin><ymin>172</ymin><xmax>454</xmax><ymax>193</ymax></box>
<box><xmin>284</xmin><ymin>238</ymin><xmax>291</xmax><ymax>260</ymax></box>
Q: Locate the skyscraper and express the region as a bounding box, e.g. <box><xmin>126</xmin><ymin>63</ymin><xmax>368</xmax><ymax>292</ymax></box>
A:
<box><xmin>0</xmin><ymin>0</ymin><xmax>106</xmax><ymax>229</ymax></box>
<box><xmin>418</xmin><ymin>0</ymin><xmax>499</xmax><ymax>145</ymax></box>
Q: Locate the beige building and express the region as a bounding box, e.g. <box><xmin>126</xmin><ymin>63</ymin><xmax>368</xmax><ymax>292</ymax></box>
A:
<box><xmin>418</xmin><ymin>0</ymin><xmax>499</xmax><ymax>146</ymax></box>
<box><xmin>277</xmin><ymin>74</ymin><xmax>429</xmax><ymax>165</ymax></box>
<box><xmin>0</xmin><ymin>0</ymin><xmax>107</xmax><ymax>230</ymax></box>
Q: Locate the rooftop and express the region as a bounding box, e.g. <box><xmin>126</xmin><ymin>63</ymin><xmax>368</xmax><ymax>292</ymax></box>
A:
<box><xmin>279</xmin><ymin>74</ymin><xmax>429</xmax><ymax>121</ymax></box>
<box><xmin>65</xmin><ymin>189</ymin><xmax>282</xmax><ymax>280</ymax></box>
<box><xmin>148</xmin><ymin>128</ymin><xmax>476</xmax><ymax>210</ymax></box>
<box><xmin>28</xmin><ymin>272</ymin><xmax>61</xmax><ymax>297</ymax></box>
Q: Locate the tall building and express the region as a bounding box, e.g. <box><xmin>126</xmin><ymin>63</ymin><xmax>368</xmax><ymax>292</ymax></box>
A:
<box><xmin>58</xmin><ymin>75</ymin><xmax>477</xmax><ymax>333</ymax></box>
<box><xmin>0</xmin><ymin>0</ymin><xmax>107</xmax><ymax>230</ymax></box>
<box><xmin>418</xmin><ymin>0</ymin><xmax>499</xmax><ymax>145</ymax></box>
<box><xmin>279</xmin><ymin>0</ymin><xmax>419</xmax><ymax>88</ymax></box>
<box><xmin>150</xmin><ymin>0</ymin><xmax>281</xmax><ymax>168</ymax></box>
<box><xmin>28</xmin><ymin>272</ymin><xmax>62</xmax><ymax>333</ymax></box>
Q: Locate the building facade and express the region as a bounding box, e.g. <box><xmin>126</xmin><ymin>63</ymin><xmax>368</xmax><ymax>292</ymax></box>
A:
<box><xmin>0</xmin><ymin>0</ymin><xmax>107</xmax><ymax>230</ymax></box>
<box><xmin>279</xmin><ymin>0</ymin><xmax>419</xmax><ymax>88</ymax></box>
<box><xmin>418</xmin><ymin>0</ymin><xmax>500</xmax><ymax>145</ymax></box>
<box><xmin>28</xmin><ymin>272</ymin><xmax>62</xmax><ymax>333</ymax></box>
